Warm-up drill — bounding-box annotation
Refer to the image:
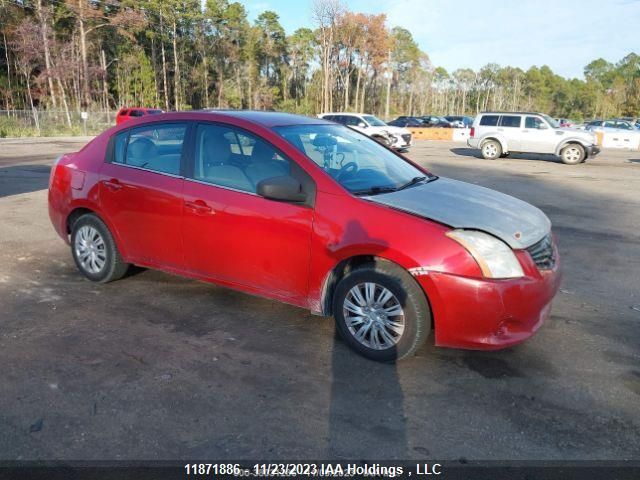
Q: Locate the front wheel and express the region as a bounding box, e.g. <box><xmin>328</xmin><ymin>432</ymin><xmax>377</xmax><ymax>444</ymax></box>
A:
<box><xmin>333</xmin><ymin>262</ymin><xmax>431</xmax><ymax>362</ymax></box>
<box><xmin>560</xmin><ymin>143</ymin><xmax>585</xmax><ymax>164</ymax></box>
<box><xmin>481</xmin><ymin>140</ymin><xmax>502</xmax><ymax>159</ymax></box>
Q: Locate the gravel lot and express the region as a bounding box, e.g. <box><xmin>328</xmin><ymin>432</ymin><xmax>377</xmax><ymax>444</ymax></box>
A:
<box><xmin>1</xmin><ymin>137</ymin><xmax>639</xmax><ymax>460</ymax></box>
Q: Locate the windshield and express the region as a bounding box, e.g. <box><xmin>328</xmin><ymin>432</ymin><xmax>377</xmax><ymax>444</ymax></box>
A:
<box><xmin>274</xmin><ymin>124</ymin><xmax>431</xmax><ymax>194</ymax></box>
<box><xmin>541</xmin><ymin>114</ymin><xmax>559</xmax><ymax>128</ymax></box>
<box><xmin>361</xmin><ymin>115</ymin><xmax>387</xmax><ymax>127</ymax></box>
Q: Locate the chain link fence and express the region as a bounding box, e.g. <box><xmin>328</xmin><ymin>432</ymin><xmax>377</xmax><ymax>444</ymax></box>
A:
<box><xmin>0</xmin><ymin>110</ymin><xmax>119</xmax><ymax>137</ymax></box>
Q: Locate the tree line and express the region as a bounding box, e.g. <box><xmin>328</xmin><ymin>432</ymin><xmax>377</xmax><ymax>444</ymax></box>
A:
<box><xmin>1</xmin><ymin>0</ymin><xmax>639</xmax><ymax>126</ymax></box>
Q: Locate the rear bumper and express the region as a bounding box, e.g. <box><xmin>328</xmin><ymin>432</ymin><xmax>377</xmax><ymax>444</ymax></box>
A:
<box><xmin>415</xmin><ymin>254</ymin><xmax>562</xmax><ymax>350</ymax></box>
<box><xmin>467</xmin><ymin>138</ymin><xmax>480</xmax><ymax>149</ymax></box>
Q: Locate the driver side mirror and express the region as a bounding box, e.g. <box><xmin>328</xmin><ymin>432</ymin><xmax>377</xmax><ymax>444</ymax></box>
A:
<box><xmin>256</xmin><ymin>175</ymin><xmax>307</xmax><ymax>203</ymax></box>
<box><xmin>357</xmin><ymin>122</ymin><xmax>367</xmax><ymax>128</ymax></box>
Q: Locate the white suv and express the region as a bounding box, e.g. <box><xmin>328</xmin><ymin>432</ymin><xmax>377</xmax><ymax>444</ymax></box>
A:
<box><xmin>468</xmin><ymin>112</ymin><xmax>600</xmax><ymax>164</ymax></box>
<box><xmin>318</xmin><ymin>113</ymin><xmax>412</xmax><ymax>150</ymax></box>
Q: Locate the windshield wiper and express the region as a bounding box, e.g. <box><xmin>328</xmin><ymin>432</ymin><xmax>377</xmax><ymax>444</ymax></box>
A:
<box><xmin>397</xmin><ymin>176</ymin><xmax>427</xmax><ymax>190</ymax></box>
<box><xmin>352</xmin><ymin>185</ymin><xmax>399</xmax><ymax>196</ymax></box>
<box><xmin>397</xmin><ymin>175</ymin><xmax>439</xmax><ymax>190</ymax></box>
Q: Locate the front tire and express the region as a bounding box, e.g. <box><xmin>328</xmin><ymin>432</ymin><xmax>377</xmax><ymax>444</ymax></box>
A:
<box><xmin>481</xmin><ymin>140</ymin><xmax>502</xmax><ymax>159</ymax></box>
<box><xmin>560</xmin><ymin>143</ymin><xmax>585</xmax><ymax>164</ymax></box>
<box><xmin>70</xmin><ymin>213</ymin><xmax>129</xmax><ymax>283</ymax></box>
<box><xmin>333</xmin><ymin>262</ymin><xmax>431</xmax><ymax>362</ymax></box>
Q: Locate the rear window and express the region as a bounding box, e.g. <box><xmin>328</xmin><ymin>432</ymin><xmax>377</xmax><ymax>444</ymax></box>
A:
<box><xmin>479</xmin><ymin>115</ymin><xmax>499</xmax><ymax>126</ymax></box>
<box><xmin>112</xmin><ymin>123</ymin><xmax>187</xmax><ymax>175</ymax></box>
<box><xmin>119</xmin><ymin>109</ymin><xmax>129</xmax><ymax>116</ymax></box>
<box><xmin>499</xmin><ymin>115</ymin><xmax>521</xmax><ymax>127</ymax></box>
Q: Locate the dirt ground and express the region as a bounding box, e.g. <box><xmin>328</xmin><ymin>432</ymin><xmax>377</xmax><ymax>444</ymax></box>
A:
<box><xmin>1</xmin><ymin>136</ymin><xmax>639</xmax><ymax>460</ymax></box>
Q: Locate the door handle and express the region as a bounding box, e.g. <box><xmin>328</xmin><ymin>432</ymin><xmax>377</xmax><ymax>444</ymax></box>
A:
<box><xmin>103</xmin><ymin>178</ymin><xmax>122</xmax><ymax>191</ymax></box>
<box><xmin>184</xmin><ymin>200</ymin><xmax>213</xmax><ymax>214</ymax></box>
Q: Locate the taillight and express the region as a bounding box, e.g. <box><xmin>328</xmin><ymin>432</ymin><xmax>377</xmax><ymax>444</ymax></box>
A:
<box><xmin>470</xmin><ymin>127</ymin><xmax>475</xmax><ymax>138</ymax></box>
<box><xmin>49</xmin><ymin>155</ymin><xmax>63</xmax><ymax>188</ymax></box>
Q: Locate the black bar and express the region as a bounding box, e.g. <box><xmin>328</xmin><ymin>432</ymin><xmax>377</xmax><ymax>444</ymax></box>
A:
<box><xmin>1</xmin><ymin>461</ymin><xmax>639</xmax><ymax>480</ymax></box>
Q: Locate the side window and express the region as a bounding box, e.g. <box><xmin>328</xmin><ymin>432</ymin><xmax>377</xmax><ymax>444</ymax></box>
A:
<box><xmin>192</xmin><ymin>124</ymin><xmax>290</xmax><ymax>194</ymax></box>
<box><xmin>603</xmin><ymin>121</ymin><xmax>616</xmax><ymax>128</ymax></box>
<box><xmin>117</xmin><ymin>123</ymin><xmax>186</xmax><ymax>175</ymax></box>
<box><xmin>479</xmin><ymin>115</ymin><xmax>499</xmax><ymax>126</ymax></box>
<box><xmin>616</xmin><ymin>121</ymin><xmax>631</xmax><ymax>130</ymax></box>
<box><xmin>499</xmin><ymin>115</ymin><xmax>521</xmax><ymax>128</ymax></box>
<box><xmin>343</xmin><ymin>116</ymin><xmax>361</xmax><ymax>127</ymax></box>
<box><xmin>335</xmin><ymin>116</ymin><xmax>349</xmax><ymax>125</ymax></box>
<box><xmin>525</xmin><ymin>116</ymin><xmax>544</xmax><ymax>129</ymax></box>
<box><xmin>119</xmin><ymin>109</ymin><xmax>129</xmax><ymax>116</ymax></box>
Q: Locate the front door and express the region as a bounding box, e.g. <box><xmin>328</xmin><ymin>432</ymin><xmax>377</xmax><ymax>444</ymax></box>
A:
<box><xmin>181</xmin><ymin>122</ymin><xmax>314</xmax><ymax>303</ymax></box>
<box><xmin>520</xmin><ymin>116</ymin><xmax>556</xmax><ymax>153</ymax></box>
<box><xmin>99</xmin><ymin>122</ymin><xmax>188</xmax><ymax>268</ymax></box>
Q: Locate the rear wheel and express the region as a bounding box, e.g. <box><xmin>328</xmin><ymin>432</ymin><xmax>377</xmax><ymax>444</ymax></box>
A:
<box><xmin>560</xmin><ymin>143</ymin><xmax>585</xmax><ymax>165</ymax></box>
<box><xmin>333</xmin><ymin>262</ymin><xmax>431</xmax><ymax>362</ymax></box>
<box><xmin>481</xmin><ymin>140</ymin><xmax>502</xmax><ymax>159</ymax></box>
<box><xmin>71</xmin><ymin>213</ymin><xmax>129</xmax><ymax>283</ymax></box>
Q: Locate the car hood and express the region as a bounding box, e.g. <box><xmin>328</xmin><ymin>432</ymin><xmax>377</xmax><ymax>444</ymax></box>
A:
<box><xmin>557</xmin><ymin>127</ymin><xmax>597</xmax><ymax>140</ymax></box>
<box><xmin>364</xmin><ymin>177</ymin><xmax>551</xmax><ymax>249</ymax></box>
<box><xmin>383</xmin><ymin>125</ymin><xmax>411</xmax><ymax>135</ymax></box>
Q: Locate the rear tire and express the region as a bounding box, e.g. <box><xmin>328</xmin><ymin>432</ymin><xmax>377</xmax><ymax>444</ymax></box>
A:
<box><xmin>481</xmin><ymin>140</ymin><xmax>502</xmax><ymax>159</ymax></box>
<box><xmin>560</xmin><ymin>143</ymin><xmax>585</xmax><ymax>165</ymax></box>
<box><xmin>70</xmin><ymin>213</ymin><xmax>130</xmax><ymax>283</ymax></box>
<box><xmin>333</xmin><ymin>261</ymin><xmax>431</xmax><ymax>362</ymax></box>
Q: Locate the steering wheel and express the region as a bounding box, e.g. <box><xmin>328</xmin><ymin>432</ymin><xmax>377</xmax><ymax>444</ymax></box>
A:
<box><xmin>336</xmin><ymin>161</ymin><xmax>358</xmax><ymax>181</ymax></box>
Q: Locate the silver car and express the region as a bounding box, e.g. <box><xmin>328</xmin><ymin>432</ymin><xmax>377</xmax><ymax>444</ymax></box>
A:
<box><xmin>468</xmin><ymin>112</ymin><xmax>600</xmax><ymax>164</ymax></box>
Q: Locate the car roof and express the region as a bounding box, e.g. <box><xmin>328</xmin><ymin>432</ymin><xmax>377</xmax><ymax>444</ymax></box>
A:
<box><xmin>320</xmin><ymin>112</ymin><xmax>373</xmax><ymax>117</ymax></box>
<box><xmin>119</xmin><ymin>110</ymin><xmax>334</xmax><ymax>128</ymax></box>
<box><xmin>208</xmin><ymin>110</ymin><xmax>332</xmax><ymax>127</ymax></box>
<box><xmin>479</xmin><ymin>111</ymin><xmax>545</xmax><ymax>116</ymax></box>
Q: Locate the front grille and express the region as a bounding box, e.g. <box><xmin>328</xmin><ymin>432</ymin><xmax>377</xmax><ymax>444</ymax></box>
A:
<box><xmin>526</xmin><ymin>234</ymin><xmax>555</xmax><ymax>270</ymax></box>
<box><xmin>401</xmin><ymin>134</ymin><xmax>412</xmax><ymax>143</ymax></box>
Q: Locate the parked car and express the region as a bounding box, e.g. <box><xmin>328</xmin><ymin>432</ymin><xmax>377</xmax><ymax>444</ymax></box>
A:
<box><xmin>468</xmin><ymin>112</ymin><xmax>600</xmax><ymax>164</ymax></box>
<box><xmin>555</xmin><ymin>118</ymin><xmax>573</xmax><ymax>127</ymax></box>
<box><xmin>444</xmin><ymin>115</ymin><xmax>474</xmax><ymax>128</ymax></box>
<box><xmin>116</xmin><ymin>107</ymin><xmax>164</xmax><ymax>125</ymax></box>
<box><xmin>585</xmin><ymin>119</ymin><xmax>638</xmax><ymax>131</ymax></box>
<box><xmin>419</xmin><ymin>115</ymin><xmax>453</xmax><ymax>128</ymax></box>
<box><xmin>318</xmin><ymin>113</ymin><xmax>412</xmax><ymax>150</ymax></box>
<box><xmin>619</xmin><ymin>116</ymin><xmax>640</xmax><ymax>128</ymax></box>
<box><xmin>48</xmin><ymin>110</ymin><xmax>561</xmax><ymax>361</ymax></box>
<box><xmin>387</xmin><ymin>116</ymin><xmax>428</xmax><ymax>128</ymax></box>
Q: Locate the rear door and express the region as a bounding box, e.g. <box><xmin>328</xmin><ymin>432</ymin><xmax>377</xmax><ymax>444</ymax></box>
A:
<box><xmin>497</xmin><ymin>115</ymin><xmax>522</xmax><ymax>151</ymax></box>
<box><xmin>99</xmin><ymin>122</ymin><xmax>188</xmax><ymax>269</ymax></box>
<box><xmin>181</xmin><ymin>122</ymin><xmax>314</xmax><ymax>303</ymax></box>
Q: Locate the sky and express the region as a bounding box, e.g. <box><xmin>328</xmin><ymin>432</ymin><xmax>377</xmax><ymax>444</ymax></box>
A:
<box><xmin>240</xmin><ymin>0</ymin><xmax>640</xmax><ymax>79</ymax></box>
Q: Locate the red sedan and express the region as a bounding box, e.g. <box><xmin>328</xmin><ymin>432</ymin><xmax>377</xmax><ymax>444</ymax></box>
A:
<box><xmin>115</xmin><ymin>107</ymin><xmax>164</xmax><ymax>125</ymax></box>
<box><xmin>48</xmin><ymin>111</ymin><xmax>561</xmax><ymax>362</ymax></box>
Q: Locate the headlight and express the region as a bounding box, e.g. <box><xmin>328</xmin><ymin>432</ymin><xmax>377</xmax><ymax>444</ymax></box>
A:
<box><xmin>446</xmin><ymin>229</ymin><xmax>524</xmax><ymax>279</ymax></box>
